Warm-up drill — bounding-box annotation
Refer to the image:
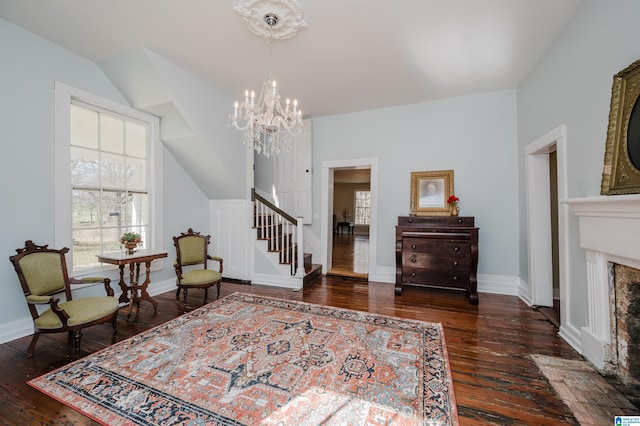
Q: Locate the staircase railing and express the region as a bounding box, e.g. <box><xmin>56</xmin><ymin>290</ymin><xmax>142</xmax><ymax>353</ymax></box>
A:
<box><xmin>252</xmin><ymin>188</ymin><xmax>305</xmax><ymax>277</ymax></box>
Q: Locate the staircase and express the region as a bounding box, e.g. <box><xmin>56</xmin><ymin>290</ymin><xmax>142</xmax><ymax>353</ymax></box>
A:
<box><xmin>252</xmin><ymin>189</ymin><xmax>322</xmax><ymax>288</ymax></box>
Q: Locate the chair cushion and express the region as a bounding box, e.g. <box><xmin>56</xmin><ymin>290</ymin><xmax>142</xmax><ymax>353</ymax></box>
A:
<box><xmin>177</xmin><ymin>269</ymin><xmax>221</xmax><ymax>286</ymax></box>
<box><xmin>34</xmin><ymin>297</ymin><xmax>119</xmax><ymax>329</ymax></box>
<box><xmin>19</xmin><ymin>252</ymin><xmax>66</xmax><ymax>295</ymax></box>
<box><xmin>178</xmin><ymin>236</ymin><xmax>206</xmax><ymax>265</ymax></box>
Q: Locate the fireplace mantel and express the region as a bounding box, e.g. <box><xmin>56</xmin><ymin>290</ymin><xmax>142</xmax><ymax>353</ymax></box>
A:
<box><xmin>564</xmin><ymin>194</ymin><xmax>640</xmax><ymax>372</ymax></box>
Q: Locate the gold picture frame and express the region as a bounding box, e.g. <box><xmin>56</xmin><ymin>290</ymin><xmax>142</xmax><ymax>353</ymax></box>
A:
<box><xmin>410</xmin><ymin>170</ymin><xmax>454</xmax><ymax>216</ymax></box>
<box><xmin>601</xmin><ymin>59</ymin><xmax>640</xmax><ymax>195</ymax></box>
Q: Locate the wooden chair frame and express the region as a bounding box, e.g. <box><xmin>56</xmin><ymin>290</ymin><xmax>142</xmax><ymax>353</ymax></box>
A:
<box><xmin>173</xmin><ymin>228</ymin><xmax>224</xmax><ymax>306</ymax></box>
<box><xmin>9</xmin><ymin>240</ymin><xmax>118</xmax><ymax>358</ymax></box>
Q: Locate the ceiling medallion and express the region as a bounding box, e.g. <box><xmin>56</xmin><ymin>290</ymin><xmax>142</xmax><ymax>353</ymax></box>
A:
<box><xmin>233</xmin><ymin>0</ymin><xmax>308</xmax><ymax>40</ymax></box>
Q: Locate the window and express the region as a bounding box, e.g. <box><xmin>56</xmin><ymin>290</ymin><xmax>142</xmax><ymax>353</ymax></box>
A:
<box><xmin>354</xmin><ymin>190</ymin><xmax>370</xmax><ymax>225</ymax></box>
<box><xmin>55</xmin><ymin>82</ymin><xmax>162</xmax><ymax>275</ymax></box>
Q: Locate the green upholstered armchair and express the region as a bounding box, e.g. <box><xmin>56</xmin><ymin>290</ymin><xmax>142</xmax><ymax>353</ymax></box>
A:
<box><xmin>9</xmin><ymin>240</ymin><xmax>119</xmax><ymax>358</ymax></box>
<box><xmin>172</xmin><ymin>228</ymin><xmax>223</xmax><ymax>306</ymax></box>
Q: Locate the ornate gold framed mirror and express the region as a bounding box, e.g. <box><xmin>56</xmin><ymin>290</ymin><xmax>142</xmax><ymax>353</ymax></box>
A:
<box><xmin>601</xmin><ymin>59</ymin><xmax>640</xmax><ymax>195</ymax></box>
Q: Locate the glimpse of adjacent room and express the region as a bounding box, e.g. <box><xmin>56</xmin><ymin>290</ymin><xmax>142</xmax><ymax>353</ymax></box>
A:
<box><xmin>329</xmin><ymin>168</ymin><xmax>370</xmax><ymax>279</ymax></box>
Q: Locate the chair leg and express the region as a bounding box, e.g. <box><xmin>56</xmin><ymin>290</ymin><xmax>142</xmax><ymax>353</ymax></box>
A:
<box><xmin>216</xmin><ymin>281</ymin><xmax>221</xmax><ymax>300</ymax></box>
<box><xmin>27</xmin><ymin>332</ymin><xmax>40</xmax><ymax>359</ymax></box>
<box><xmin>112</xmin><ymin>314</ymin><xmax>118</xmax><ymax>331</ymax></box>
<box><xmin>204</xmin><ymin>288</ymin><xmax>208</xmax><ymax>304</ymax></box>
<box><xmin>71</xmin><ymin>330</ymin><xmax>82</xmax><ymax>356</ymax></box>
<box><xmin>182</xmin><ymin>288</ymin><xmax>188</xmax><ymax>304</ymax></box>
<box><xmin>176</xmin><ymin>287</ymin><xmax>181</xmax><ymax>300</ymax></box>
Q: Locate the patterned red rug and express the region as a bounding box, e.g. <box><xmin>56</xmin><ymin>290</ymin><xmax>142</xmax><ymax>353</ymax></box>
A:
<box><xmin>29</xmin><ymin>293</ymin><xmax>458</xmax><ymax>425</ymax></box>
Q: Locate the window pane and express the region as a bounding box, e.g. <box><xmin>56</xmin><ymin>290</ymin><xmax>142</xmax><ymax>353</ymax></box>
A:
<box><xmin>355</xmin><ymin>190</ymin><xmax>371</xmax><ymax>225</ymax></box>
<box><xmin>72</xmin><ymin>229</ymin><xmax>101</xmax><ymax>270</ymax></box>
<box><xmin>70</xmin><ymin>105</ymin><xmax>98</xmax><ymax>149</ymax></box>
<box><xmin>101</xmin><ymin>152</ymin><xmax>126</xmax><ymax>188</ymax></box>
<box><xmin>101</xmin><ymin>190</ymin><xmax>128</xmax><ymax>226</ymax></box>
<box><xmin>72</xmin><ymin>190</ymin><xmax>100</xmax><ymax>229</ymax></box>
<box><xmin>126</xmin><ymin>122</ymin><xmax>147</xmax><ymax>158</ymax></box>
<box><xmin>128</xmin><ymin>193</ymin><xmax>149</xmax><ymax>227</ymax></box>
<box><xmin>103</xmin><ymin>227</ymin><xmax>123</xmax><ymax>253</ymax></box>
<box><xmin>71</xmin><ymin>147</ymin><xmax>100</xmax><ymax>187</ymax></box>
<box><xmin>126</xmin><ymin>156</ymin><xmax>146</xmax><ymax>190</ymax></box>
<box><xmin>101</xmin><ymin>115</ymin><xmax>124</xmax><ymax>154</ymax></box>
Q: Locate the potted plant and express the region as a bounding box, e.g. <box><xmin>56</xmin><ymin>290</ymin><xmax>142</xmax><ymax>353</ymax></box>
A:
<box><xmin>120</xmin><ymin>232</ymin><xmax>142</xmax><ymax>254</ymax></box>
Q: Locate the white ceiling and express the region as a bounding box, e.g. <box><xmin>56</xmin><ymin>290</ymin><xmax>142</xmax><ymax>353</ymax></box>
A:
<box><xmin>0</xmin><ymin>0</ymin><xmax>582</xmax><ymax>118</ymax></box>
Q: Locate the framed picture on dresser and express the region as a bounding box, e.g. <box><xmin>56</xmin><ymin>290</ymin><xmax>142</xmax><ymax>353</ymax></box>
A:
<box><xmin>410</xmin><ymin>170</ymin><xmax>454</xmax><ymax>216</ymax></box>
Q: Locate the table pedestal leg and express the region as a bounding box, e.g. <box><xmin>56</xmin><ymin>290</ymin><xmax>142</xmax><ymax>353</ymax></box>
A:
<box><xmin>137</xmin><ymin>260</ymin><xmax>159</xmax><ymax>312</ymax></box>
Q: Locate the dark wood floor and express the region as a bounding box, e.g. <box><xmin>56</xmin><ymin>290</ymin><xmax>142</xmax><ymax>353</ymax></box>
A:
<box><xmin>329</xmin><ymin>233</ymin><xmax>369</xmax><ymax>279</ymax></box>
<box><xmin>0</xmin><ymin>276</ymin><xmax>584</xmax><ymax>425</ymax></box>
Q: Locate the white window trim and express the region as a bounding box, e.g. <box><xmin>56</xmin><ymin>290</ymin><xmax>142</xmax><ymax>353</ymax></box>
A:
<box><xmin>54</xmin><ymin>81</ymin><xmax>163</xmax><ymax>277</ymax></box>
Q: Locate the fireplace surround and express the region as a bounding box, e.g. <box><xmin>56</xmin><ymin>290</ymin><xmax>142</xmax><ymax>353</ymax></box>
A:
<box><xmin>565</xmin><ymin>194</ymin><xmax>640</xmax><ymax>386</ymax></box>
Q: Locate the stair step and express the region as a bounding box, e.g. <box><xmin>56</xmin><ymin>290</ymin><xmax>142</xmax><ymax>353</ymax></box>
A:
<box><xmin>303</xmin><ymin>264</ymin><xmax>322</xmax><ymax>288</ymax></box>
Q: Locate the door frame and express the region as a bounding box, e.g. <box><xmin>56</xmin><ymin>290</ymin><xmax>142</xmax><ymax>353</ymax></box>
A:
<box><xmin>525</xmin><ymin>125</ymin><xmax>568</xmax><ymax>315</ymax></box>
<box><xmin>321</xmin><ymin>158</ymin><xmax>379</xmax><ymax>276</ymax></box>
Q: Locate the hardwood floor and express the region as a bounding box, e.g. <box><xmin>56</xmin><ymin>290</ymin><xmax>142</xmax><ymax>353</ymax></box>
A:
<box><xmin>0</xmin><ymin>277</ymin><xmax>584</xmax><ymax>425</ymax></box>
<box><xmin>329</xmin><ymin>233</ymin><xmax>369</xmax><ymax>278</ymax></box>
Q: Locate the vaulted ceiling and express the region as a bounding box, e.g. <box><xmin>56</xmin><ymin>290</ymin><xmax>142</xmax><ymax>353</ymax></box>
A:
<box><xmin>0</xmin><ymin>0</ymin><xmax>582</xmax><ymax>118</ymax></box>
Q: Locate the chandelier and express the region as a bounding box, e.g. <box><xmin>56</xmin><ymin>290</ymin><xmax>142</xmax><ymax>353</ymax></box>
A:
<box><xmin>229</xmin><ymin>11</ymin><xmax>305</xmax><ymax>158</ymax></box>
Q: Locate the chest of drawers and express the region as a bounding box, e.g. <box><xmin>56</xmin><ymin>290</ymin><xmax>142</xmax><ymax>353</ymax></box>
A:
<box><xmin>395</xmin><ymin>216</ymin><xmax>479</xmax><ymax>304</ymax></box>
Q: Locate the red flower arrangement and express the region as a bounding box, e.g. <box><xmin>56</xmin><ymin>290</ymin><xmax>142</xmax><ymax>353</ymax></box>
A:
<box><xmin>447</xmin><ymin>195</ymin><xmax>460</xmax><ymax>205</ymax></box>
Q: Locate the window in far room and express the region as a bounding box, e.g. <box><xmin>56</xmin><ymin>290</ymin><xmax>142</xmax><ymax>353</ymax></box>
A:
<box><xmin>354</xmin><ymin>190</ymin><xmax>370</xmax><ymax>225</ymax></box>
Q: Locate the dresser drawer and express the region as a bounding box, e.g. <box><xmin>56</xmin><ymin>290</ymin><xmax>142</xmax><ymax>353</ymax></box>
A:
<box><xmin>401</xmin><ymin>268</ymin><xmax>470</xmax><ymax>289</ymax></box>
<box><xmin>402</xmin><ymin>252</ymin><xmax>470</xmax><ymax>271</ymax></box>
<box><xmin>398</xmin><ymin>216</ymin><xmax>474</xmax><ymax>227</ymax></box>
<box><xmin>403</xmin><ymin>238</ymin><xmax>470</xmax><ymax>257</ymax></box>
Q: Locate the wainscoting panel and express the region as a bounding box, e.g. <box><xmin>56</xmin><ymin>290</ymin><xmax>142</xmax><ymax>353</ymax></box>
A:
<box><xmin>210</xmin><ymin>199</ymin><xmax>251</xmax><ymax>281</ymax></box>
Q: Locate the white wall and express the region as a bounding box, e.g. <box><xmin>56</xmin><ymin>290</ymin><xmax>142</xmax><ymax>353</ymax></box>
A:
<box><xmin>311</xmin><ymin>91</ymin><xmax>519</xmax><ymax>277</ymax></box>
<box><xmin>517</xmin><ymin>1</ymin><xmax>640</xmax><ymax>333</ymax></box>
<box><xmin>0</xmin><ymin>19</ymin><xmax>209</xmax><ymax>341</ymax></box>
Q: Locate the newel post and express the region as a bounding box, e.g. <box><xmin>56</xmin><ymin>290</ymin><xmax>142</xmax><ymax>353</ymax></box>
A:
<box><xmin>295</xmin><ymin>217</ymin><xmax>305</xmax><ymax>278</ymax></box>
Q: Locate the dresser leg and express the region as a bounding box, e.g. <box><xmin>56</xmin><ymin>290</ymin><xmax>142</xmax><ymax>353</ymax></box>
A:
<box><xmin>469</xmin><ymin>291</ymin><xmax>479</xmax><ymax>305</ymax></box>
<box><xmin>394</xmin><ymin>283</ymin><xmax>403</xmax><ymax>295</ymax></box>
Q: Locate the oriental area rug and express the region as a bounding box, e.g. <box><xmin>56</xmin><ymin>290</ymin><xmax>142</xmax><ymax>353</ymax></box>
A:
<box><xmin>28</xmin><ymin>292</ymin><xmax>458</xmax><ymax>425</ymax></box>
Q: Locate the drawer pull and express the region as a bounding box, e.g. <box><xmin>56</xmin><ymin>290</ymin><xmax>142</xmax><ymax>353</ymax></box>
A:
<box><xmin>452</xmin><ymin>261</ymin><xmax>459</xmax><ymax>266</ymax></box>
<box><xmin>452</xmin><ymin>275</ymin><xmax>458</xmax><ymax>281</ymax></box>
<box><xmin>411</xmin><ymin>272</ymin><xmax>416</xmax><ymax>277</ymax></box>
<box><xmin>408</xmin><ymin>218</ymin><xmax>413</xmax><ymax>223</ymax></box>
<box><xmin>453</xmin><ymin>246</ymin><xmax>460</xmax><ymax>252</ymax></box>
<box><xmin>457</xmin><ymin>218</ymin><xmax>463</xmax><ymax>223</ymax></box>
<box><xmin>411</xmin><ymin>244</ymin><xmax>416</xmax><ymax>249</ymax></box>
<box><xmin>410</xmin><ymin>256</ymin><xmax>417</xmax><ymax>263</ymax></box>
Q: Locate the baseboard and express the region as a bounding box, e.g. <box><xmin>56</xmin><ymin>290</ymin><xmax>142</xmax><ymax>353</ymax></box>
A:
<box><xmin>0</xmin><ymin>317</ymin><xmax>35</xmax><ymax>345</ymax></box>
<box><xmin>518</xmin><ymin>277</ymin><xmax>534</xmax><ymax>306</ymax></box>
<box><xmin>477</xmin><ymin>274</ymin><xmax>519</xmax><ymax>296</ymax></box>
<box><xmin>558</xmin><ymin>322</ymin><xmax>582</xmax><ymax>356</ymax></box>
<box><xmin>368</xmin><ymin>265</ymin><xmax>395</xmax><ymax>283</ymax></box>
<box><xmin>252</xmin><ymin>273</ymin><xmax>303</xmax><ymax>290</ymax></box>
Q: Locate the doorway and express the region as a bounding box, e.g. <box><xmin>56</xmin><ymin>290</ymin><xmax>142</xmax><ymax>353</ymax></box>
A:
<box><xmin>329</xmin><ymin>168</ymin><xmax>370</xmax><ymax>278</ymax></box>
<box><xmin>321</xmin><ymin>158</ymin><xmax>379</xmax><ymax>280</ymax></box>
<box><xmin>525</xmin><ymin>125</ymin><xmax>568</xmax><ymax>329</ymax></box>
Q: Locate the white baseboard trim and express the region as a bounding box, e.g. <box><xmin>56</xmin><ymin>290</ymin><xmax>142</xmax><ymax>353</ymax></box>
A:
<box><xmin>559</xmin><ymin>322</ymin><xmax>582</xmax><ymax>356</ymax></box>
<box><xmin>517</xmin><ymin>278</ymin><xmax>534</xmax><ymax>306</ymax></box>
<box><xmin>477</xmin><ymin>273</ymin><xmax>519</xmax><ymax>296</ymax></box>
<box><xmin>252</xmin><ymin>273</ymin><xmax>303</xmax><ymax>290</ymax></box>
<box><xmin>368</xmin><ymin>265</ymin><xmax>395</xmax><ymax>283</ymax></box>
<box><xmin>0</xmin><ymin>317</ymin><xmax>35</xmax><ymax>345</ymax></box>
